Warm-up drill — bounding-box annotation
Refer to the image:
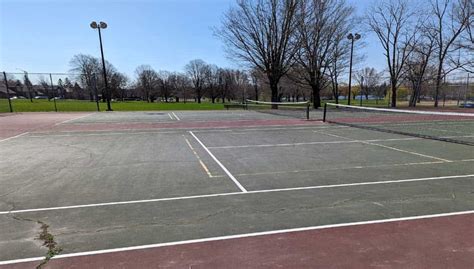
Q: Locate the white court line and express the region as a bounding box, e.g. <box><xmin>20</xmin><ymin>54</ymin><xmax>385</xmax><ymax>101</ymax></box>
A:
<box><xmin>167</xmin><ymin>113</ymin><xmax>174</xmax><ymax>120</ymax></box>
<box><xmin>54</xmin><ymin>113</ymin><xmax>94</xmax><ymax>125</ymax></box>
<box><xmin>172</xmin><ymin>112</ymin><xmax>180</xmax><ymax>121</ymax></box>
<box><xmin>1</xmin><ymin>209</ymin><xmax>473</xmax><ymax>265</ymax></box>
<box><xmin>315</xmin><ymin>131</ymin><xmax>452</xmax><ymax>163</ymax></box>
<box><xmin>0</xmin><ymin>132</ymin><xmax>30</xmax><ymax>143</ymax></box>
<box><xmin>362</xmin><ymin>141</ymin><xmax>452</xmax><ymax>162</ymax></box>
<box><xmin>27</xmin><ymin>130</ymin><xmax>184</xmax><ymax>138</ymax></box>
<box><xmin>184</xmin><ymin>136</ymin><xmax>214</xmax><ymax>178</ymax></box>
<box><xmin>189</xmin><ymin>131</ymin><xmax>247</xmax><ymax>192</ymax></box>
<box><xmin>208</xmin><ymin>137</ymin><xmax>419</xmax><ymax>149</ymax></box>
<box><xmin>193</xmin><ymin>125</ymin><xmax>348</xmax><ymax>133</ymax></box>
<box><xmin>232</xmin><ymin>160</ymin><xmax>449</xmax><ymax>177</ymax></box>
<box><xmin>1</xmin><ymin>174</ymin><xmax>473</xmax><ymax>215</ymax></box>
<box><xmin>209</xmin><ymin>140</ymin><xmax>357</xmax><ymax>149</ymax></box>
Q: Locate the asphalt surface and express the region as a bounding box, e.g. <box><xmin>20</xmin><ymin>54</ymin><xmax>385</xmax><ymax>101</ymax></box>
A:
<box><xmin>0</xmin><ymin>110</ymin><xmax>473</xmax><ymax>266</ymax></box>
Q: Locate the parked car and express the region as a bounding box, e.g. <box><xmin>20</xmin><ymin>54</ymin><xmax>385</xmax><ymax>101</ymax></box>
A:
<box><xmin>461</xmin><ymin>102</ymin><xmax>474</xmax><ymax>108</ymax></box>
<box><xmin>34</xmin><ymin>96</ymin><xmax>49</xmax><ymax>99</ymax></box>
<box><xmin>9</xmin><ymin>96</ymin><xmax>26</xmax><ymax>100</ymax></box>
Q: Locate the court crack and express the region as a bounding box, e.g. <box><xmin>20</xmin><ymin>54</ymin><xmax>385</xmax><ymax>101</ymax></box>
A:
<box><xmin>9</xmin><ymin>215</ymin><xmax>62</xmax><ymax>269</ymax></box>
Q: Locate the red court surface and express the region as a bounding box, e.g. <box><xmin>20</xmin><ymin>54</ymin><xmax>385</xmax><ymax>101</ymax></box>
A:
<box><xmin>0</xmin><ymin>113</ymin><xmax>91</xmax><ymax>139</ymax></box>
<box><xmin>47</xmin><ymin>118</ymin><xmax>320</xmax><ymax>132</ymax></box>
<box><xmin>3</xmin><ymin>213</ymin><xmax>473</xmax><ymax>269</ymax></box>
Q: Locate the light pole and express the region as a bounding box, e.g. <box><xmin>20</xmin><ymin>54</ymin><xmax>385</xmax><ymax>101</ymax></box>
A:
<box><xmin>90</xmin><ymin>21</ymin><xmax>112</xmax><ymax>111</ymax></box>
<box><xmin>347</xmin><ymin>33</ymin><xmax>361</xmax><ymax>105</ymax></box>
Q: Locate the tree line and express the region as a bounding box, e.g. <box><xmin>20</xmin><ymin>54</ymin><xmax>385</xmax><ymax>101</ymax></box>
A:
<box><xmin>68</xmin><ymin>54</ymin><xmax>271</xmax><ymax>104</ymax></box>
<box><xmin>217</xmin><ymin>0</ymin><xmax>472</xmax><ymax>108</ymax></box>
<box><xmin>4</xmin><ymin>0</ymin><xmax>470</xmax><ymax>108</ymax></box>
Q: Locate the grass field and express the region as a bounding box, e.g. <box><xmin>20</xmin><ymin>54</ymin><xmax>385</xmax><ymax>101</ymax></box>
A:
<box><xmin>0</xmin><ymin>99</ymin><xmax>225</xmax><ymax>112</ymax></box>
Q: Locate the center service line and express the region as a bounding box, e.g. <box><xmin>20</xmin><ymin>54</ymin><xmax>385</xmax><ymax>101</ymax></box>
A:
<box><xmin>189</xmin><ymin>131</ymin><xmax>247</xmax><ymax>192</ymax></box>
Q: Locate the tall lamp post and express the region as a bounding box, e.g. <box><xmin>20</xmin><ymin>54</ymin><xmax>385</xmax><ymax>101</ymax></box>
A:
<box><xmin>347</xmin><ymin>33</ymin><xmax>361</xmax><ymax>105</ymax></box>
<box><xmin>90</xmin><ymin>21</ymin><xmax>112</xmax><ymax>111</ymax></box>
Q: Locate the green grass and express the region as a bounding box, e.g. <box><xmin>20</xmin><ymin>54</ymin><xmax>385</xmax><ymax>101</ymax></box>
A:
<box><xmin>0</xmin><ymin>99</ymin><xmax>225</xmax><ymax>112</ymax></box>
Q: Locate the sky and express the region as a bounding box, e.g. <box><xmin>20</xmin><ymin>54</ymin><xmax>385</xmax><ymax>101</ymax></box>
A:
<box><xmin>0</xmin><ymin>0</ymin><xmax>385</xmax><ymax>79</ymax></box>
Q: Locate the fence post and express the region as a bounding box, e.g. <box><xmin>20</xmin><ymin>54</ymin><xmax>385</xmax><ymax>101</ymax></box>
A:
<box><xmin>49</xmin><ymin>73</ymin><xmax>58</xmax><ymax>112</ymax></box>
<box><xmin>2</xmin><ymin>72</ymin><xmax>13</xmax><ymax>113</ymax></box>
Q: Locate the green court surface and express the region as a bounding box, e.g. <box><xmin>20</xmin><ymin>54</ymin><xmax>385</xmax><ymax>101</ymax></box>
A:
<box><xmin>0</xmin><ymin>110</ymin><xmax>472</xmax><ymax>267</ymax></box>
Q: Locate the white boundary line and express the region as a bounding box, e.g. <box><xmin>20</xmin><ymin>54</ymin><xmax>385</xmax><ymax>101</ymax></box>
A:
<box><xmin>362</xmin><ymin>141</ymin><xmax>452</xmax><ymax>162</ymax></box>
<box><xmin>0</xmin><ymin>132</ymin><xmax>30</xmax><ymax>143</ymax></box>
<box><xmin>167</xmin><ymin>113</ymin><xmax>174</xmax><ymax>120</ymax></box>
<box><xmin>326</xmin><ymin>103</ymin><xmax>474</xmax><ymax>117</ymax></box>
<box><xmin>315</xmin><ymin>130</ymin><xmax>452</xmax><ymax>162</ymax></box>
<box><xmin>1</xmin><ymin>209</ymin><xmax>473</xmax><ymax>265</ymax></box>
<box><xmin>27</xmin><ymin>130</ymin><xmax>184</xmax><ymax>138</ymax></box>
<box><xmin>171</xmin><ymin>112</ymin><xmax>180</xmax><ymax>121</ymax></box>
<box><xmin>189</xmin><ymin>131</ymin><xmax>247</xmax><ymax>192</ymax></box>
<box><xmin>208</xmin><ymin>137</ymin><xmax>419</xmax><ymax>149</ymax></box>
<box><xmin>1</xmin><ymin>174</ymin><xmax>473</xmax><ymax>215</ymax></box>
<box><xmin>54</xmin><ymin>113</ymin><xmax>94</xmax><ymax>125</ymax></box>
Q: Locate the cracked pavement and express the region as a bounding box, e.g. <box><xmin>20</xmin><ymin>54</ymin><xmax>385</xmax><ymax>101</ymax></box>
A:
<box><xmin>1</xmin><ymin>119</ymin><xmax>473</xmax><ymax>264</ymax></box>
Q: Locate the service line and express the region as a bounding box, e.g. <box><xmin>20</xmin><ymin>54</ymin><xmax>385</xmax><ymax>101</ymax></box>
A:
<box><xmin>1</xmin><ymin>174</ymin><xmax>473</xmax><ymax>215</ymax></box>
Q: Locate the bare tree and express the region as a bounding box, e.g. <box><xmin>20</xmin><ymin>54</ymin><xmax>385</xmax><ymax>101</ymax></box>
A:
<box><xmin>355</xmin><ymin>67</ymin><xmax>383</xmax><ymax>101</ymax></box>
<box><xmin>204</xmin><ymin>65</ymin><xmax>221</xmax><ymax>103</ymax></box>
<box><xmin>23</xmin><ymin>73</ymin><xmax>34</xmax><ymax>102</ymax></box>
<box><xmin>135</xmin><ymin>65</ymin><xmax>159</xmax><ymax>102</ymax></box>
<box><xmin>69</xmin><ymin>54</ymin><xmax>100</xmax><ymax>101</ymax></box>
<box><xmin>217</xmin><ymin>0</ymin><xmax>299</xmax><ymax>106</ymax></box>
<box><xmin>430</xmin><ymin>0</ymin><xmax>472</xmax><ymax>106</ymax></box>
<box><xmin>109</xmin><ymin>72</ymin><xmax>128</xmax><ymax>101</ymax></box>
<box><xmin>38</xmin><ymin>76</ymin><xmax>51</xmax><ymax>99</ymax></box>
<box><xmin>366</xmin><ymin>0</ymin><xmax>419</xmax><ymax>107</ymax></box>
<box><xmin>403</xmin><ymin>28</ymin><xmax>437</xmax><ymax>107</ymax></box>
<box><xmin>157</xmin><ymin>71</ymin><xmax>172</xmax><ymax>102</ymax></box>
<box><xmin>296</xmin><ymin>0</ymin><xmax>355</xmax><ymax>108</ymax></box>
<box><xmin>185</xmin><ymin>59</ymin><xmax>209</xmax><ymax>103</ymax></box>
<box><xmin>249</xmin><ymin>68</ymin><xmax>265</xmax><ymax>101</ymax></box>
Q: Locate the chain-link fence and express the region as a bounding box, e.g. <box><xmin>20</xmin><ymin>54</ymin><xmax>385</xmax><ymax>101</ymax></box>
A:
<box><xmin>0</xmin><ymin>71</ymin><xmax>146</xmax><ymax>112</ymax></box>
<box><xmin>1</xmin><ymin>71</ymin><xmax>473</xmax><ymax>112</ymax></box>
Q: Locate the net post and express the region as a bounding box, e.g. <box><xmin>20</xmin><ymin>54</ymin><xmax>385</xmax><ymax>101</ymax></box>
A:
<box><xmin>323</xmin><ymin>103</ymin><xmax>327</xmax><ymax>122</ymax></box>
<box><xmin>2</xmin><ymin>72</ymin><xmax>13</xmax><ymax>113</ymax></box>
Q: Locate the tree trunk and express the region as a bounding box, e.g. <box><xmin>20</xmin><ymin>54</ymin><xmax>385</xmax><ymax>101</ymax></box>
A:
<box><xmin>391</xmin><ymin>81</ymin><xmax>397</xmax><ymax>107</ymax></box>
<box><xmin>254</xmin><ymin>85</ymin><xmax>258</xmax><ymax>101</ymax></box>
<box><xmin>311</xmin><ymin>78</ymin><xmax>321</xmax><ymax>109</ymax></box>
<box><xmin>434</xmin><ymin>70</ymin><xmax>442</xmax><ymax>107</ymax></box>
<box><xmin>312</xmin><ymin>86</ymin><xmax>321</xmax><ymax>109</ymax></box>
<box><xmin>197</xmin><ymin>87</ymin><xmax>202</xmax><ymax>103</ymax></box>
<box><xmin>269</xmin><ymin>79</ymin><xmax>279</xmax><ymax>109</ymax></box>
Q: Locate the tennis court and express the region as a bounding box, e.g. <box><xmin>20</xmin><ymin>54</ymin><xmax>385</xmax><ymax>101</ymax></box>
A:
<box><xmin>0</xmin><ymin>107</ymin><xmax>473</xmax><ymax>268</ymax></box>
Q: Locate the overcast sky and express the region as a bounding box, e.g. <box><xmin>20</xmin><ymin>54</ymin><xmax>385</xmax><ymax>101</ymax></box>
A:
<box><xmin>0</xmin><ymin>0</ymin><xmax>385</xmax><ymax>78</ymax></box>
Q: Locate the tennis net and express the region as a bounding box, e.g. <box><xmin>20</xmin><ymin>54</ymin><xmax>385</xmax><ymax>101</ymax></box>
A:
<box><xmin>224</xmin><ymin>100</ymin><xmax>311</xmax><ymax>120</ymax></box>
<box><xmin>323</xmin><ymin>103</ymin><xmax>474</xmax><ymax>146</ymax></box>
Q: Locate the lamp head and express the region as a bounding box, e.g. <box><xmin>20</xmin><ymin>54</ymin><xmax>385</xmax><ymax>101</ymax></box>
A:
<box><xmin>99</xmin><ymin>22</ymin><xmax>107</xmax><ymax>29</ymax></box>
<box><xmin>90</xmin><ymin>21</ymin><xmax>98</xmax><ymax>29</ymax></box>
<box><xmin>354</xmin><ymin>33</ymin><xmax>361</xmax><ymax>40</ymax></box>
<box><xmin>347</xmin><ymin>33</ymin><xmax>353</xmax><ymax>40</ymax></box>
